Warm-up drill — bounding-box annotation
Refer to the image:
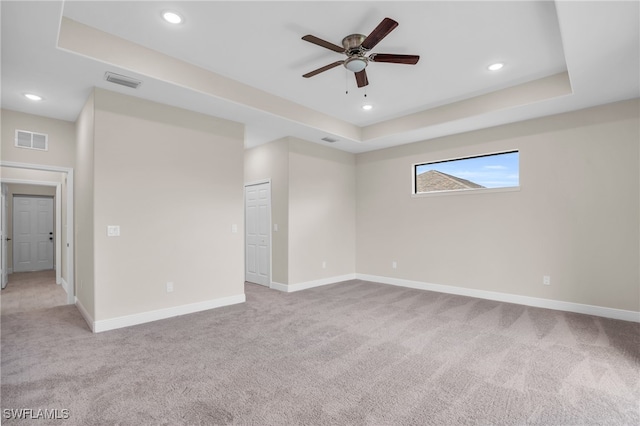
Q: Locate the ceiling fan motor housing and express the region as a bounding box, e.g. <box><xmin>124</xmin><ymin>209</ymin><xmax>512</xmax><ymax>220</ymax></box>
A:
<box><xmin>342</xmin><ymin>34</ymin><xmax>368</xmax><ymax>55</ymax></box>
<box><xmin>342</xmin><ymin>34</ymin><xmax>368</xmax><ymax>72</ymax></box>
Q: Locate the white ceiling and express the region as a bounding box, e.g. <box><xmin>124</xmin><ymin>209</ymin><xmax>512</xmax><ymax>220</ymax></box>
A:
<box><xmin>2</xmin><ymin>1</ymin><xmax>638</xmax><ymax>153</ymax></box>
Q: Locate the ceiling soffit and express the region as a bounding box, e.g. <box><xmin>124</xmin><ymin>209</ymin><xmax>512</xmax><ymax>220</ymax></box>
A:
<box><xmin>57</xmin><ymin>15</ymin><xmax>571</xmax><ymax>147</ymax></box>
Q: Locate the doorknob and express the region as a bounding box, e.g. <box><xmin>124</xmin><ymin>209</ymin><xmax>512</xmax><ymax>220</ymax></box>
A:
<box><xmin>5</xmin><ymin>238</ymin><xmax>11</xmax><ymax>241</ymax></box>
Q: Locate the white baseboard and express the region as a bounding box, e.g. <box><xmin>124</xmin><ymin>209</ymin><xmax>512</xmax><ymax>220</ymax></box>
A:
<box><xmin>270</xmin><ymin>281</ymin><xmax>289</xmax><ymax>292</ymax></box>
<box><xmin>60</xmin><ymin>277</ymin><xmax>69</xmax><ymax>294</ymax></box>
<box><xmin>356</xmin><ymin>274</ymin><xmax>640</xmax><ymax>323</ymax></box>
<box><xmin>75</xmin><ymin>298</ymin><xmax>95</xmax><ymax>333</ymax></box>
<box><xmin>271</xmin><ymin>273</ymin><xmax>357</xmax><ymax>293</ymax></box>
<box><xmin>91</xmin><ymin>294</ymin><xmax>246</xmax><ymax>333</ymax></box>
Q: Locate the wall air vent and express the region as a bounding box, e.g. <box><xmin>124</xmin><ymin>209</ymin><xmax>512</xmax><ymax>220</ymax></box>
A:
<box><xmin>321</xmin><ymin>136</ymin><xmax>339</xmax><ymax>143</ymax></box>
<box><xmin>104</xmin><ymin>72</ymin><xmax>142</xmax><ymax>89</ymax></box>
<box><xmin>15</xmin><ymin>130</ymin><xmax>48</xmax><ymax>151</ymax></box>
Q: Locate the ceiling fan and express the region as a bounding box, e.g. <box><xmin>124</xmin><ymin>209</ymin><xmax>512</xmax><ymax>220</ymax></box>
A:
<box><xmin>302</xmin><ymin>17</ymin><xmax>420</xmax><ymax>88</ymax></box>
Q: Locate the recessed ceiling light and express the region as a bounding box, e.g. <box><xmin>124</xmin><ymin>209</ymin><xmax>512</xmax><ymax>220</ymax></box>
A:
<box><xmin>162</xmin><ymin>11</ymin><xmax>183</xmax><ymax>24</ymax></box>
<box><xmin>24</xmin><ymin>93</ymin><xmax>43</xmax><ymax>101</ymax></box>
<box><xmin>362</xmin><ymin>104</ymin><xmax>373</xmax><ymax>111</ymax></box>
<box><xmin>488</xmin><ymin>63</ymin><xmax>504</xmax><ymax>71</ymax></box>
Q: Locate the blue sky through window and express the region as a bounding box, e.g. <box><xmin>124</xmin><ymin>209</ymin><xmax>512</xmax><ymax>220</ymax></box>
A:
<box><xmin>416</xmin><ymin>151</ymin><xmax>519</xmax><ymax>188</ymax></box>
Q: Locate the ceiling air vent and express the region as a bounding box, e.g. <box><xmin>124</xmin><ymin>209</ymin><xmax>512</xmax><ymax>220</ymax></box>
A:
<box><xmin>104</xmin><ymin>72</ymin><xmax>142</xmax><ymax>89</ymax></box>
<box><xmin>15</xmin><ymin>130</ymin><xmax>48</xmax><ymax>151</ymax></box>
<box><xmin>321</xmin><ymin>136</ymin><xmax>339</xmax><ymax>143</ymax></box>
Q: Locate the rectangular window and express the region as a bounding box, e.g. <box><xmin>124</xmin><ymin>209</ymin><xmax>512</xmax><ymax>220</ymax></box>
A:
<box><xmin>414</xmin><ymin>151</ymin><xmax>519</xmax><ymax>194</ymax></box>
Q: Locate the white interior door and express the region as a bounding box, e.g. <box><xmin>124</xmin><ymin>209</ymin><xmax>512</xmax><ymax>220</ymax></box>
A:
<box><xmin>245</xmin><ymin>182</ymin><xmax>270</xmax><ymax>286</ymax></box>
<box><xmin>13</xmin><ymin>196</ymin><xmax>54</xmax><ymax>272</ymax></box>
<box><xmin>1</xmin><ymin>184</ymin><xmax>7</xmax><ymax>288</ymax></box>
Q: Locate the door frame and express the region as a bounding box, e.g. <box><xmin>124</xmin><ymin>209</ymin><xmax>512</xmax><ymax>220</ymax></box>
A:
<box><xmin>1</xmin><ymin>184</ymin><xmax>7</xmax><ymax>288</ymax></box>
<box><xmin>1</xmin><ymin>161</ymin><xmax>74</xmax><ymax>305</ymax></box>
<box><xmin>244</xmin><ymin>179</ymin><xmax>272</xmax><ymax>287</ymax></box>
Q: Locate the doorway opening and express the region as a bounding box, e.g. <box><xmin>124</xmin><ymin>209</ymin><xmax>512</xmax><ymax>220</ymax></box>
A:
<box><xmin>1</xmin><ymin>161</ymin><xmax>74</xmax><ymax>305</ymax></box>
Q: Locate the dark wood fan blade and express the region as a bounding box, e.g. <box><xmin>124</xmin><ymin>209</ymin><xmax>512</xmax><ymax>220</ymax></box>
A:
<box><xmin>303</xmin><ymin>61</ymin><xmax>344</xmax><ymax>78</ymax></box>
<box><xmin>355</xmin><ymin>69</ymin><xmax>369</xmax><ymax>88</ymax></box>
<box><xmin>361</xmin><ymin>18</ymin><xmax>399</xmax><ymax>51</ymax></box>
<box><xmin>302</xmin><ymin>35</ymin><xmax>344</xmax><ymax>53</ymax></box>
<box><xmin>370</xmin><ymin>53</ymin><xmax>420</xmax><ymax>65</ymax></box>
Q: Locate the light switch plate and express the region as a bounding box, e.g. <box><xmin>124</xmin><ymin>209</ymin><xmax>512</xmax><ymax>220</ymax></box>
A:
<box><xmin>107</xmin><ymin>225</ymin><xmax>120</xmax><ymax>237</ymax></box>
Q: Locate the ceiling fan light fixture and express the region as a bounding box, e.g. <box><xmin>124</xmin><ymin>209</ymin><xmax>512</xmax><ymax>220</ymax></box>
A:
<box><xmin>344</xmin><ymin>57</ymin><xmax>368</xmax><ymax>73</ymax></box>
<box><xmin>162</xmin><ymin>11</ymin><xmax>183</xmax><ymax>24</ymax></box>
<box><xmin>488</xmin><ymin>62</ymin><xmax>504</xmax><ymax>71</ymax></box>
<box><xmin>362</xmin><ymin>104</ymin><xmax>373</xmax><ymax>111</ymax></box>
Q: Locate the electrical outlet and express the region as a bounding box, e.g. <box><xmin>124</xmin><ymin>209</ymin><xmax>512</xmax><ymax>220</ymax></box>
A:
<box><xmin>166</xmin><ymin>282</ymin><xmax>174</xmax><ymax>293</ymax></box>
<box><xmin>392</xmin><ymin>261</ymin><xmax>397</xmax><ymax>269</ymax></box>
<box><xmin>543</xmin><ymin>275</ymin><xmax>551</xmax><ymax>286</ymax></box>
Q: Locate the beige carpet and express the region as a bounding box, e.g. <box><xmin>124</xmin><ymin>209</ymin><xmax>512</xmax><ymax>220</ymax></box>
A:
<box><xmin>1</xmin><ymin>279</ymin><xmax>639</xmax><ymax>425</ymax></box>
<box><xmin>0</xmin><ymin>270</ymin><xmax>67</xmax><ymax>315</ymax></box>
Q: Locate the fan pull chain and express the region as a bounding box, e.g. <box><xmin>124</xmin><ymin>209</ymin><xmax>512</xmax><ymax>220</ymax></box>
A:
<box><xmin>345</xmin><ymin>69</ymin><xmax>349</xmax><ymax>95</ymax></box>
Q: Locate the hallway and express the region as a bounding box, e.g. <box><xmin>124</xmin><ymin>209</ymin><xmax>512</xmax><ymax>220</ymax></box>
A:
<box><xmin>0</xmin><ymin>270</ymin><xmax>67</xmax><ymax>315</ymax></box>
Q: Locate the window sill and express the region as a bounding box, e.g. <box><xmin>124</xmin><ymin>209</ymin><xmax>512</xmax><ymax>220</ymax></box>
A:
<box><xmin>411</xmin><ymin>186</ymin><xmax>520</xmax><ymax>198</ymax></box>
